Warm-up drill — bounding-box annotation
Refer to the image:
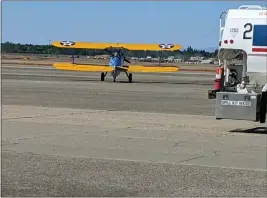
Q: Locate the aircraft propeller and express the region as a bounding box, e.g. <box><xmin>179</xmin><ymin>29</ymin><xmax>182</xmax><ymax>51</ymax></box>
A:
<box><xmin>104</xmin><ymin>48</ymin><xmax>131</xmax><ymax>64</ymax></box>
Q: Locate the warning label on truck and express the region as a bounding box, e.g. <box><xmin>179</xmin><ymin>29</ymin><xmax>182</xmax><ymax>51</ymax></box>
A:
<box><xmin>221</xmin><ymin>100</ymin><xmax>251</xmax><ymax>106</ymax></box>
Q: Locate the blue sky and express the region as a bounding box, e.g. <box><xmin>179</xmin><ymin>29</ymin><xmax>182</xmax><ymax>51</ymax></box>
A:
<box><xmin>2</xmin><ymin>1</ymin><xmax>266</xmax><ymax>49</ymax></box>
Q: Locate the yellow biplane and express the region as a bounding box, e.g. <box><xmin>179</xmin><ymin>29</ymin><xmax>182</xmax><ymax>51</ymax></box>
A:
<box><xmin>52</xmin><ymin>41</ymin><xmax>182</xmax><ymax>83</ymax></box>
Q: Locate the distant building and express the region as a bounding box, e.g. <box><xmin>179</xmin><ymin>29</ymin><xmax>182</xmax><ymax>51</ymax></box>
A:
<box><xmin>189</xmin><ymin>56</ymin><xmax>204</xmax><ymax>61</ymax></box>
<box><xmin>167</xmin><ymin>56</ymin><xmax>174</xmax><ymax>62</ymax></box>
<box><xmin>200</xmin><ymin>59</ymin><xmax>214</xmax><ymax>64</ymax></box>
<box><xmin>174</xmin><ymin>59</ymin><xmax>183</xmax><ymax>63</ymax></box>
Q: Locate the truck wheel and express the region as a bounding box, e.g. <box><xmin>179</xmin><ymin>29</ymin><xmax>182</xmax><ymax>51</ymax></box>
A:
<box><xmin>260</xmin><ymin>91</ymin><xmax>267</xmax><ymax>123</ymax></box>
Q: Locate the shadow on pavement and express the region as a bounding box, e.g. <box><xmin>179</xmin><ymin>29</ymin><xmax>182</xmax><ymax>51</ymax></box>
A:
<box><xmin>229</xmin><ymin>127</ymin><xmax>267</xmax><ymax>134</ymax></box>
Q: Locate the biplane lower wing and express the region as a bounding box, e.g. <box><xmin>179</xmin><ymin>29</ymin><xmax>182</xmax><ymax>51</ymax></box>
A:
<box><xmin>53</xmin><ymin>63</ymin><xmax>179</xmax><ymax>73</ymax></box>
<box><xmin>52</xmin><ymin>41</ymin><xmax>182</xmax><ymax>51</ymax></box>
<box><xmin>119</xmin><ymin>66</ymin><xmax>179</xmax><ymax>72</ymax></box>
<box><xmin>53</xmin><ymin>63</ymin><xmax>114</xmax><ymax>72</ymax></box>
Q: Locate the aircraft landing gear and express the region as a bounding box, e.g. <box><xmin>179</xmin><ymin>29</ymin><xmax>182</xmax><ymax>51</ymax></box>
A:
<box><xmin>128</xmin><ymin>73</ymin><xmax>132</xmax><ymax>83</ymax></box>
<box><xmin>101</xmin><ymin>72</ymin><xmax>107</xmax><ymax>81</ymax></box>
<box><xmin>125</xmin><ymin>72</ymin><xmax>132</xmax><ymax>83</ymax></box>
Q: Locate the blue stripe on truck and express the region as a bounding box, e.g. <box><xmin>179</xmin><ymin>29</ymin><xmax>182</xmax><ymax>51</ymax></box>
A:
<box><xmin>253</xmin><ymin>25</ymin><xmax>267</xmax><ymax>47</ymax></box>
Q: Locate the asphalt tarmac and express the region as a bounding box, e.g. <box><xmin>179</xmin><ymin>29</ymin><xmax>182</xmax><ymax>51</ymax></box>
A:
<box><xmin>2</xmin><ymin>64</ymin><xmax>267</xmax><ymax>197</ymax></box>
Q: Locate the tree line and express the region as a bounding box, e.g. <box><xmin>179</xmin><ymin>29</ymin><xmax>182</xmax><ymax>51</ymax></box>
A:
<box><xmin>2</xmin><ymin>41</ymin><xmax>218</xmax><ymax>60</ymax></box>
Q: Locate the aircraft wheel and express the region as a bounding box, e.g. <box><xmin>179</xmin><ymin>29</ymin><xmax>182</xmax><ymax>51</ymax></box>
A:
<box><xmin>101</xmin><ymin>72</ymin><xmax>105</xmax><ymax>81</ymax></box>
<box><xmin>128</xmin><ymin>73</ymin><xmax>132</xmax><ymax>83</ymax></box>
<box><xmin>113</xmin><ymin>77</ymin><xmax>116</xmax><ymax>82</ymax></box>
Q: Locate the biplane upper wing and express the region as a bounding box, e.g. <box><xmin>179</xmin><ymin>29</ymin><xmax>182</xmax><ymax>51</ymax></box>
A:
<box><xmin>52</xmin><ymin>41</ymin><xmax>182</xmax><ymax>51</ymax></box>
<box><xmin>53</xmin><ymin>63</ymin><xmax>179</xmax><ymax>73</ymax></box>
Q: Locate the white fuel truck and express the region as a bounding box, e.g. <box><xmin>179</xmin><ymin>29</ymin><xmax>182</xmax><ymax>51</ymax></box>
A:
<box><xmin>208</xmin><ymin>5</ymin><xmax>267</xmax><ymax>123</ymax></box>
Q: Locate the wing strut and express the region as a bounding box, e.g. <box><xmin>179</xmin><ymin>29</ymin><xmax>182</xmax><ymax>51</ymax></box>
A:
<box><xmin>71</xmin><ymin>49</ymin><xmax>75</xmax><ymax>64</ymax></box>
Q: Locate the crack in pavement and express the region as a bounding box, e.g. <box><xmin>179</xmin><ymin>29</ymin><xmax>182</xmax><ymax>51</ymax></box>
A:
<box><xmin>2</xmin><ymin>110</ymin><xmax>108</xmax><ymax>121</ymax></box>
<box><xmin>176</xmin><ymin>155</ymin><xmax>207</xmax><ymax>164</ymax></box>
